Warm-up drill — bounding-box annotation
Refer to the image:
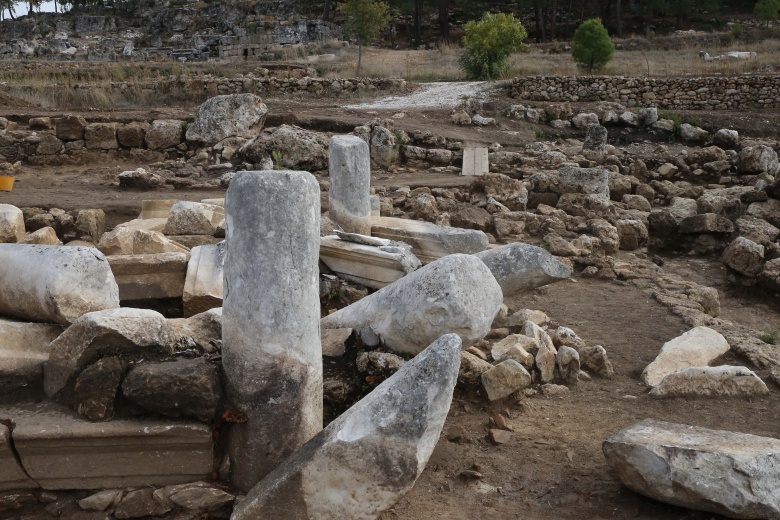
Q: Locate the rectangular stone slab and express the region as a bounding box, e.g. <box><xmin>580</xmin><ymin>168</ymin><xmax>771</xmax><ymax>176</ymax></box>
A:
<box><xmin>320</xmin><ymin>237</ymin><xmax>409</xmax><ymax>289</ymax></box>
<box><xmin>0</xmin><ymin>423</ymin><xmax>37</xmax><ymax>490</ymax></box>
<box><xmin>108</xmin><ymin>252</ymin><xmax>189</xmax><ymax>301</ymax></box>
<box><xmin>169</xmin><ymin>235</ymin><xmax>221</xmax><ymax>250</ymax></box>
<box><xmin>1</xmin><ymin>402</ymin><xmax>213</xmax><ymax>490</ymax></box>
<box><xmin>462</xmin><ymin>148</ymin><xmax>489</xmax><ymax>176</ymax></box>
<box><xmin>369</xmin><ymin>216</ymin><xmax>488</xmax><ymax>264</ymax></box>
<box><xmin>183</xmin><ymin>243</ymin><xmax>224</xmax><ymax>317</ymax></box>
<box><xmin>0</xmin><ymin>318</ymin><xmax>63</xmax><ymax>395</ymax></box>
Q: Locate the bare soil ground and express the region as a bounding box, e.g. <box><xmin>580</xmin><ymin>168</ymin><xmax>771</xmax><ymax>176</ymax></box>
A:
<box><xmin>1</xmin><ymin>85</ymin><xmax>779</xmax><ymax>520</ymax></box>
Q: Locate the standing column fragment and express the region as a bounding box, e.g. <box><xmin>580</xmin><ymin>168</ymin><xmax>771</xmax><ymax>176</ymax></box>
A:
<box><xmin>328</xmin><ymin>135</ymin><xmax>372</xmax><ymax>235</ymax></box>
<box><xmin>222</xmin><ymin>170</ymin><xmax>323</xmax><ymax>492</ymax></box>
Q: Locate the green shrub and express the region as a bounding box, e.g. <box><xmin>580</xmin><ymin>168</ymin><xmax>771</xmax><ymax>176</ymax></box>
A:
<box><xmin>731</xmin><ymin>23</ymin><xmax>744</xmax><ymax>39</ymax></box>
<box><xmin>460</xmin><ymin>12</ymin><xmax>527</xmax><ymax>80</ymax></box>
<box><xmin>571</xmin><ymin>18</ymin><xmax>615</xmax><ymax>73</ymax></box>
<box><xmin>755</xmin><ymin>0</ymin><xmax>780</xmax><ymax>21</ymax></box>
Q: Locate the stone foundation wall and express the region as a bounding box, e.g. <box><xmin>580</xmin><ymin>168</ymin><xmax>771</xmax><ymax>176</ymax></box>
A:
<box><xmin>511</xmin><ymin>75</ymin><xmax>780</xmax><ymax>109</ymax></box>
<box><xmin>111</xmin><ymin>75</ymin><xmax>407</xmax><ymax>97</ymax></box>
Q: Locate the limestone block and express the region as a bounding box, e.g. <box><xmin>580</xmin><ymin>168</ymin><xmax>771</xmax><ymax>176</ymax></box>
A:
<box><xmin>108</xmin><ymin>252</ymin><xmax>189</xmax><ymax>301</ymax></box>
<box><xmin>319</xmin><ymin>236</ymin><xmax>420</xmax><ymax>290</ymax></box>
<box><xmin>84</xmin><ymin>123</ymin><xmax>118</xmax><ymax>150</ymax></box>
<box><xmin>74</xmin><ymin>209</ymin><xmax>105</xmax><ymax>243</ymax></box>
<box><xmin>0</xmin><ymin>318</ymin><xmax>63</xmax><ymax>394</ymax></box>
<box><xmin>1</xmin><ymin>402</ymin><xmax>212</xmax><ymax>490</ymax></box>
<box><xmin>44</xmin><ymin>308</ymin><xmax>174</xmax><ymax>397</ymax></box>
<box><xmin>232</xmin><ymin>334</ymin><xmax>461</xmax><ymax>520</ymax></box>
<box><xmin>186</xmin><ymin>93</ymin><xmax>267</xmax><ymax>146</ymax></box>
<box><xmin>739</xmin><ymin>144</ymin><xmax>779</xmax><ymax>174</ymax></box>
<box><xmin>603</xmin><ymin>419</ymin><xmax>780</xmax><ymax>519</ymax></box>
<box><xmin>55</xmin><ymin>115</ymin><xmax>87</xmax><ymax>141</ymax></box>
<box><xmin>370</xmin><ymin>216</ymin><xmax>489</xmax><ymax>264</ymax></box>
<box><xmin>0</xmin><ymin>244</ymin><xmax>119</xmax><ymax>325</ymax></box>
<box><xmin>145</xmin><ymin>120</ymin><xmax>183</xmax><ymax>150</ymax></box>
<box><xmin>322</xmin><ymin>254</ymin><xmax>502</xmax><ymax>356</ymax></box>
<box><xmin>117</xmin><ymin>121</ymin><xmax>148</xmax><ymax>148</ymax></box>
<box><xmin>98</xmin><ymin>227</ymin><xmax>187</xmax><ymax>256</ymax></box>
<box><xmin>163</xmin><ymin>201</ymin><xmax>224</xmax><ymax>236</ymax></box>
<box><xmin>474</xmin><ymin>242</ymin><xmax>571</xmax><ymax>297</ymax></box>
<box><xmin>0</xmin><ymin>423</ymin><xmax>37</xmax><ymax>490</ymax></box>
<box><xmin>649</xmin><ymin>366</ymin><xmax>769</xmax><ymax>398</ymax></box>
<box><xmin>168</xmin><ymin>308</ymin><xmax>222</xmax><ymax>354</ymax></box>
<box><xmin>642</xmin><ymin>326</ymin><xmax>730</xmax><ymax>387</ymax></box>
<box><xmin>183</xmin><ymin>243</ymin><xmax>224</xmax><ymax>317</ymax></box>
<box><xmin>481</xmin><ymin>359</ymin><xmax>532</xmax><ymax>400</ymax></box>
<box><xmin>116</xmin><ymin>217</ymin><xmax>167</xmax><ymax>233</ymax></box>
<box><xmin>722</xmin><ymin>237</ymin><xmax>765</xmax><ymax>277</ymax></box>
<box><xmin>557</xmin><ymin>166</ymin><xmax>610</xmax><ymax>199</ymax></box>
<box><xmin>18</xmin><ymin>227</ymin><xmax>61</xmax><ymax>245</ymax></box>
<box><xmin>0</xmin><ymin>204</ymin><xmax>24</xmax><ymax>243</ymax></box>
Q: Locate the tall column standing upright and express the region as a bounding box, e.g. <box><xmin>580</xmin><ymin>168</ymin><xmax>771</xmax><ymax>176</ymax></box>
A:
<box><xmin>328</xmin><ymin>135</ymin><xmax>372</xmax><ymax>235</ymax></box>
<box><xmin>222</xmin><ymin>170</ymin><xmax>323</xmax><ymax>492</ymax></box>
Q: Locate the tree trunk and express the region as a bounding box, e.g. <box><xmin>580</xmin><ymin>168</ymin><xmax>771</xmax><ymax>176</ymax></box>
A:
<box><xmin>414</xmin><ymin>0</ymin><xmax>421</xmax><ymax>48</ymax></box>
<box><xmin>534</xmin><ymin>2</ymin><xmax>545</xmax><ymax>42</ymax></box>
<box><xmin>616</xmin><ymin>0</ymin><xmax>622</xmax><ymax>37</ymax></box>
<box><xmin>579</xmin><ymin>0</ymin><xmax>586</xmax><ymax>23</ymax></box>
<box><xmin>357</xmin><ymin>42</ymin><xmax>362</xmax><ymax>75</ymax></box>
<box><xmin>438</xmin><ymin>0</ymin><xmax>449</xmax><ymax>41</ymax></box>
<box><xmin>550</xmin><ymin>0</ymin><xmax>558</xmax><ymax>41</ymax></box>
<box><xmin>565</xmin><ymin>0</ymin><xmax>573</xmax><ymax>38</ymax></box>
<box><xmin>323</xmin><ymin>0</ymin><xmax>330</xmax><ymax>21</ymax></box>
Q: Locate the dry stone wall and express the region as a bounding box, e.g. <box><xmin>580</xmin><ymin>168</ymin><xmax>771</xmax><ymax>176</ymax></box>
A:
<box><xmin>112</xmin><ymin>75</ymin><xmax>407</xmax><ymax>98</ymax></box>
<box><xmin>512</xmin><ymin>75</ymin><xmax>780</xmax><ymax>110</ymax></box>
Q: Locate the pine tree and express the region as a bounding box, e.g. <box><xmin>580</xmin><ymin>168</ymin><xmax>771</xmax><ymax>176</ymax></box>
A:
<box><xmin>460</xmin><ymin>12</ymin><xmax>527</xmax><ymax>80</ymax></box>
<box><xmin>755</xmin><ymin>0</ymin><xmax>780</xmax><ymax>21</ymax></box>
<box><xmin>339</xmin><ymin>0</ymin><xmax>391</xmax><ymax>74</ymax></box>
<box><xmin>571</xmin><ymin>18</ymin><xmax>614</xmax><ymax>73</ymax></box>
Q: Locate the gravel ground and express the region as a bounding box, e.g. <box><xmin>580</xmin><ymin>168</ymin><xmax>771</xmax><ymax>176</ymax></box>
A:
<box><xmin>346</xmin><ymin>81</ymin><xmax>501</xmax><ymax>110</ymax></box>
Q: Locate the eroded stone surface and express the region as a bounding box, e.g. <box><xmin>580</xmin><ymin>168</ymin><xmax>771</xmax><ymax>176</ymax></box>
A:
<box><xmin>475</xmin><ymin>242</ymin><xmax>571</xmax><ymax>296</ymax></box>
<box><xmin>649</xmin><ymin>365</ymin><xmax>769</xmax><ymax>398</ymax></box>
<box><xmin>232</xmin><ymin>334</ymin><xmax>461</xmax><ymax>520</ymax></box>
<box><xmin>322</xmin><ymin>254</ymin><xmax>502</xmax><ymax>356</ymax></box>
<box><xmin>603</xmin><ymin>419</ymin><xmax>780</xmax><ymax>519</ymax></box>
<box><xmin>328</xmin><ymin>135</ymin><xmax>372</xmax><ymax>235</ymax></box>
<box><xmin>641</xmin><ymin>327</ymin><xmax>730</xmax><ymax>387</ymax></box>
<box><xmin>0</xmin><ymin>245</ymin><xmax>119</xmax><ymax>325</ymax></box>
<box><xmin>223</xmin><ymin>170</ymin><xmax>322</xmax><ymax>492</ymax></box>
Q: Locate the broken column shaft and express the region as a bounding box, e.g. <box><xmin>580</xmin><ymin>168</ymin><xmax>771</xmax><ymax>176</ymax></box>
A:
<box><xmin>222</xmin><ymin>170</ymin><xmax>322</xmax><ymax>492</ymax></box>
<box><xmin>328</xmin><ymin>135</ymin><xmax>372</xmax><ymax>234</ymax></box>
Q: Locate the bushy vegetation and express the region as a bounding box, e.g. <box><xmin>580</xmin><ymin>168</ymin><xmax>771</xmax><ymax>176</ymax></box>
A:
<box><xmin>571</xmin><ymin>18</ymin><xmax>614</xmax><ymax>73</ymax></box>
<box><xmin>460</xmin><ymin>12</ymin><xmax>526</xmax><ymax>80</ymax></box>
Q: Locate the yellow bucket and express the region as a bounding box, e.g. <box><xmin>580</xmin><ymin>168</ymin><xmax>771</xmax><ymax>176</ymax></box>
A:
<box><xmin>0</xmin><ymin>176</ymin><xmax>14</xmax><ymax>192</ymax></box>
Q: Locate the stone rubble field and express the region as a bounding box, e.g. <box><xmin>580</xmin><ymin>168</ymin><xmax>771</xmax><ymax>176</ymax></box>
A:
<box><xmin>0</xmin><ymin>86</ymin><xmax>778</xmax><ymax>520</ymax></box>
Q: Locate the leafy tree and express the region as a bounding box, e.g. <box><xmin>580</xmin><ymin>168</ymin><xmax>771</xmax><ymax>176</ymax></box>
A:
<box><xmin>339</xmin><ymin>0</ymin><xmax>390</xmax><ymax>74</ymax></box>
<box><xmin>755</xmin><ymin>0</ymin><xmax>780</xmax><ymax>20</ymax></box>
<box><xmin>571</xmin><ymin>18</ymin><xmax>614</xmax><ymax>73</ymax></box>
<box><xmin>460</xmin><ymin>12</ymin><xmax>527</xmax><ymax>80</ymax></box>
<box><xmin>0</xmin><ymin>0</ymin><xmax>16</xmax><ymax>20</ymax></box>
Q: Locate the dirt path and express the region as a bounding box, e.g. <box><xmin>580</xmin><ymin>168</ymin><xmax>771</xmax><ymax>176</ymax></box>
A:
<box><xmin>345</xmin><ymin>81</ymin><xmax>500</xmax><ymax>110</ymax></box>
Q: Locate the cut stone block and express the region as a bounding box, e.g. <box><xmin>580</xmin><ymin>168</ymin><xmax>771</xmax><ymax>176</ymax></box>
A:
<box><xmin>319</xmin><ymin>236</ymin><xmax>420</xmax><ymax>289</ymax></box>
<box><xmin>0</xmin><ymin>402</ymin><xmax>213</xmax><ymax>490</ymax></box>
<box><xmin>108</xmin><ymin>253</ymin><xmax>189</xmax><ymax>301</ymax></box>
<box><xmin>183</xmin><ymin>243</ymin><xmax>224</xmax><ymax>317</ymax></box>
<box><xmin>462</xmin><ymin>148</ymin><xmax>489</xmax><ymax>176</ymax></box>
<box><xmin>168</xmin><ymin>235</ymin><xmax>221</xmax><ymax>249</ymax></box>
<box><xmin>0</xmin><ymin>204</ymin><xmax>25</xmax><ymax>244</ymax></box>
<box><xmin>138</xmin><ymin>199</ymin><xmax>177</xmax><ymax>220</ymax></box>
<box><xmin>162</xmin><ymin>202</ymin><xmax>224</xmax><ymax>236</ymax></box>
<box><xmin>0</xmin><ymin>423</ymin><xmax>37</xmax><ymax>490</ymax></box>
<box><xmin>98</xmin><ymin>227</ymin><xmax>189</xmax><ymax>256</ymax></box>
<box><xmin>115</xmin><ymin>218</ymin><xmax>167</xmax><ymax>233</ymax></box>
<box><xmin>0</xmin><ymin>245</ymin><xmax>119</xmax><ymax>325</ymax></box>
<box><xmin>328</xmin><ymin>135</ymin><xmax>371</xmax><ymax>235</ymax></box>
<box><xmin>604</xmin><ymin>419</ymin><xmax>780</xmax><ymax>519</ymax></box>
<box><xmin>370</xmin><ymin>216</ymin><xmax>489</xmax><ymax>264</ymax></box>
<box><xmin>0</xmin><ymin>318</ymin><xmax>63</xmax><ymax>395</ymax></box>
<box><xmin>232</xmin><ymin>334</ymin><xmax>461</xmax><ymax>520</ymax></box>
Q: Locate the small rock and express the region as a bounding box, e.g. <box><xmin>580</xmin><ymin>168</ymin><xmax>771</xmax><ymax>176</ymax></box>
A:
<box><xmin>481</xmin><ymin>360</ymin><xmax>532</xmax><ymax>401</ymax></box>
<box><xmin>556</xmin><ymin>345</ymin><xmax>580</xmax><ymax>386</ymax></box>
<box><xmin>459</xmin><ymin>351</ymin><xmax>493</xmax><ymax>385</ymax></box>
<box><xmin>650</xmin><ymin>365</ymin><xmax>769</xmax><ymax>397</ymax></box>
<box><xmin>540</xmin><ymin>383</ymin><xmax>569</xmax><ymax>397</ymax></box>
<box><xmin>322</xmin><ymin>328</ymin><xmax>352</xmax><ymax>357</ymax></box>
<box><xmin>79</xmin><ymin>490</ymin><xmax>123</xmax><ymax>511</ymax></box>
<box><xmin>114</xmin><ymin>488</ymin><xmax>172</xmax><ymax>519</ymax></box>
<box><xmin>642</xmin><ymin>327</ymin><xmax>730</xmax><ymax>387</ymax></box>
<box><xmin>489</xmin><ymin>429</ymin><xmax>512</xmax><ymax>445</ymax></box>
<box><xmin>579</xmin><ymin>345</ymin><xmax>614</xmax><ymax>378</ymax></box>
<box><xmin>74</xmin><ymin>357</ymin><xmax>125</xmax><ymax>422</ymax></box>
